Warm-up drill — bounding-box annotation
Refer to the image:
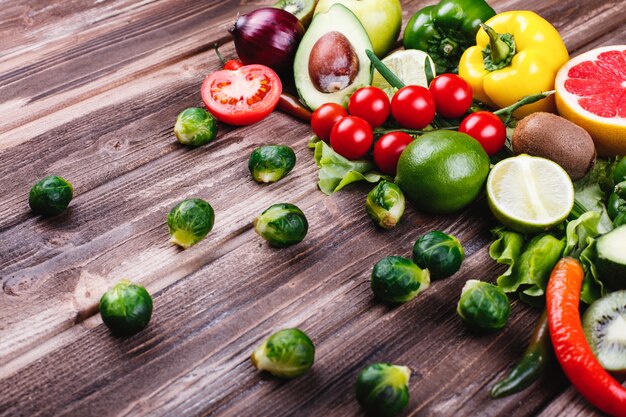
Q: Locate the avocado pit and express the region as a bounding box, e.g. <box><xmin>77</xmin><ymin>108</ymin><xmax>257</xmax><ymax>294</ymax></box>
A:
<box><xmin>308</xmin><ymin>31</ymin><xmax>359</xmax><ymax>93</ymax></box>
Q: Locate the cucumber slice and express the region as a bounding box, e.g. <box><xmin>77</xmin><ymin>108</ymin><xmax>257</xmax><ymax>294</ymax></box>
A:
<box><xmin>582</xmin><ymin>290</ymin><xmax>626</xmax><ymax>372</ymax></box>
<box><xmin>596</xmin><ymin>225</ymin><xmax>626</xmax><ymax>290</ymax></box>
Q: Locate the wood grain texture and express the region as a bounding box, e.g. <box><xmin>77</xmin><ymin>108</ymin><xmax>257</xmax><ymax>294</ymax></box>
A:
<box><xmin>0</xmin><ymin>0</ymin><xmax>624</xmax><ymax>416</ymax></box>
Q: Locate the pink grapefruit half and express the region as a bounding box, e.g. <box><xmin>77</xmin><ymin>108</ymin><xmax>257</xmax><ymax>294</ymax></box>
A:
<box><xmin>555</xmin><ymin>45</ymin><xmax>626</xmax><ymax>157</ymax></box>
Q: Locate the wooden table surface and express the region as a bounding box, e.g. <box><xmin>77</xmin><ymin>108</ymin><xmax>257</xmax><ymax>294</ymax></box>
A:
<box><xmin>1</xmin><ymin>0</ymin><xmax>625</xmax><ymax>416</ymax></box>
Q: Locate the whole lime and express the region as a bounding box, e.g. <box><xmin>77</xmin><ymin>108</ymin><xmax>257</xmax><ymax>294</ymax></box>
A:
<box><xmin>394</xmin><ymin>130</ymin><xmax>490</xmax><ymax>213</ymax></box>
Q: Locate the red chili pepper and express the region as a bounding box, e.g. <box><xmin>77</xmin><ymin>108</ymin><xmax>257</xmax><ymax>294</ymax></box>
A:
<box><xmin>276</xmin><ymin>92</ymin><xmax>312</xmax><ymax>122</ymax></box>
<box><xmin>546</xmin><ymin>257</ymin><xmax>626</xmax><ymax>417</ymax></box>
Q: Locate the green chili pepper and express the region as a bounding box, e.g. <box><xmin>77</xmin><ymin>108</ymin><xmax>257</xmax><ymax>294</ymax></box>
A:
<box><xmin>490</xmin><ymin>311</ymin><xmax>551</xmax><ymax>398</ymax></box>
<box><xmin>403</xmin><ymin>0</ymin><xmax>496</xmax><ymax>74</ymax></box>
<box><xmin>607</xmin><ymin>181</ymin><xmax>626</xmax><ymax>227</ymax></box>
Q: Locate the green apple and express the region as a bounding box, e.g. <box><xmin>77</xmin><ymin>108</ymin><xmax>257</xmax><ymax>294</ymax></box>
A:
<box><xmin>314</xmin><ymin>0</ymin><xmax>402</xmax><ymax>58</ymax></box>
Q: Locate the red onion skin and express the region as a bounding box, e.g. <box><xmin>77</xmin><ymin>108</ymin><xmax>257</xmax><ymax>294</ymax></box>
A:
<box><xmin>229</xmin><ymin>8</ymin><xmax>304</xmax><ymax>74</ymax></box>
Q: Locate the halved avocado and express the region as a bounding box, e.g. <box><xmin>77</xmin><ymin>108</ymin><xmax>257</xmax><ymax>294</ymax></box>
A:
<box><xmin>293</xmin><ymin>4</ymin><xmax>372</xmax><ymax>110</ymax></box>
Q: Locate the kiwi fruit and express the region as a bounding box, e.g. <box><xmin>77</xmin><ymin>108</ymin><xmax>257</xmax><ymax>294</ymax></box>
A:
<box><xmin>512</xmin><ymin>112</ymin><xmax>596</xmax><ymax>180</ymax></box>
<box><xmin>273</xmin><ymin>0</ymin><xmax>317</xmax><ymax>28</ymax></box>
<box><xmin>582</xmin><ymin>290</ymin><xmax>626</xmax><ymax>372</ymax></box>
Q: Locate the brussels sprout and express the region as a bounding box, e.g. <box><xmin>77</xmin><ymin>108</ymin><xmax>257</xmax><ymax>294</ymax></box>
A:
<box><xmin>251</xmin><ymin>328</ymin><xmax>315</xmax><ymax>378</ymax></box>
<box><xmin>29</xmin><ymin>175</ymin><xmax>74</xmax><ymax>216</ymax></box>
<box><xmin>248</xmin><ymin>145</ymin><xmax>296</xmax><ymax>183</ymax></box>
<box><xmin>457</xmin><ymin>280</ymin><xmax>511</xmax><ymax>332</ymax></box>
<box><xmin>254</xmin><ymin>203</ymin><xmax>308</xmax><ymax>247</ymax></box>
<box><xmin>355</xmin><ymin>363</ymin><xmax>411</xmax><ymax>417</ymax></box>
<box><xmin>366</xmin><ymin>181</ymin><xmax>406</xmax><ymax>229</ymax></box>
<box><xmin>99</xmin><ymin>280</ymin><xmax>153</xmax><ymax>336</ymax></box>
<box><xmin>173</xmin><ymin>107</ymin><xmax>218</xmax><ymax>146</ymax></box>
<box><xmin>412</xmin><ymin>231</ymin><xmax>465</xmax><ymax>280</ymax></box>
<box><xmin>371</xmin><ymin>256</ymin><xmax>430</xmax><ymax>303</ymax></box>
<box><xmin>167</xmin><ymin>198</ymin><xmax>215</xmax><ymax>249</ymax></box>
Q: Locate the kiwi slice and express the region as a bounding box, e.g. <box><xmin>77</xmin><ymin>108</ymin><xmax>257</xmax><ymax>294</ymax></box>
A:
<box><xmin>273</xmin><ymin>0</ymin><xmax>317</xmax><ymax>28</ymax></box>
<box><xmin>583</xmin><ymin>290</ymin><xmax>626</xmax><ymax>372</ymax></box>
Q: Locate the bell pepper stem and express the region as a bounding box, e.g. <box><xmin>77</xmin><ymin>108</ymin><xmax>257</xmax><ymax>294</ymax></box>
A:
<box><xmin>440</xmin><ymin>38</ymin><xmax>460</xmax><ymax>58</ymax></box>
<box><xmin>490</xmin><ymin>311</ymin><xmax>552</xmax><ymax>398</ymax></box>
<box><xmin>481</xmin><ymin>24</ymin><xmax>512</xmax><ymax>65</ymax></box>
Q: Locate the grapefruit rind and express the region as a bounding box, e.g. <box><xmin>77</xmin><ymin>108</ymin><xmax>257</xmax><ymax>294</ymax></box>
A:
<box><xmin>555</xmin><ymin>45</ymin><xmax>626</xmax><ymax>157</ymax></box>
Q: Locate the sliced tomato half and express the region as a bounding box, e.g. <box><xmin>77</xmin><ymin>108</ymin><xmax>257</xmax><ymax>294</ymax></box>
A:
<box><xmin>201</xmin><ymin>64</ymin><xmax>282</xmax><ymax>126</ymax></box>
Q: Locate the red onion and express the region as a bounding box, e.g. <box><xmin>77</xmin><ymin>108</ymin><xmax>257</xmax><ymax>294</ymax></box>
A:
<box><xmin>229</xmin><ymin>8</ymin><xmax>305</xmax><ymax>74</ymax></box>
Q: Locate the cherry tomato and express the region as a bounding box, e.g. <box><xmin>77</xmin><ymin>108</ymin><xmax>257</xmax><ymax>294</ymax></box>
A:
<box><xmin>311</xmin><ymin>103</ymin><xmax>348</xmax><ymax>141</ymax></box>
<box><xmin>224</xmin><ymin>60</ymin><xmax>244</xmax><ymax>70</ymax></box>
<box><xmin>348</xmin><ymin>87</ymin><xmax>391</xmax><ymax>128</ymax></box>
<box><xmin>391</xmin><ymin>86</ymin><xmax>435</xmax><ymax>129</ymax></box>
<box><xmin>459</xmin><ymin>111</ymin><xmax>506</xmax><ymax>156</ymax></box>
<box><xmin>429</xmin><ymin>74</ymin><xmax>473</xmax><ymax>119</ymax></box>
<box><xmin>201</xmin><ymin>64</ymin><xmax>282</xmax><ymax>126</ymax></box>
<box><xmin>330</xmin><ymin>116</ymin><xmax>373</xmax><ymax>160</ymax></box>
<box><xmin>373</xmin><ymin>132</ymin><xmax>414</xmax><ymax>175</ymax></box>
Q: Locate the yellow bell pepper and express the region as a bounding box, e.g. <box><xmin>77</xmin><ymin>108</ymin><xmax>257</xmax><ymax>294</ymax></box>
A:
<box><xmin>459</xmin><ymin>11</ymin><xmax>569</xmax><ymax>117</ymax></box>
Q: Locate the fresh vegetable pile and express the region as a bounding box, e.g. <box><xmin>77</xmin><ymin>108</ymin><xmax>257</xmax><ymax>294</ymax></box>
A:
<box><xmin>28</xmin><ymin>0</ymin><xmax>626</xmax><ymax>415</ymax></box>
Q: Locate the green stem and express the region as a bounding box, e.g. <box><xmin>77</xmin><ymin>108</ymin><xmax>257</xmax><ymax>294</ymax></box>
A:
<box><xmin>440</xmin><ymin>38</ymin><xmax>460</xmax><ymax>59</ymax></box>
<box><xmin>373</xmin><ymin>126</ymin><xmax>458</xmax><ymax>136</ymax></box>
<box><xmin>366</xmin><ymin>49</ymin><xmax>405</xmax><ymax>90</ymax></box>
<box><xmin>490</xmin><ymin>311</ymin><xmax>552</xmax><ymax>398</ymax></box>
<box><xmin>568</xmin><ymin>199</ymin><xmax>589</xmax><ymax>221</ymax></box>
<box><xmin>214</xmin><ymin>43</ymin><xmax>227</xmax><ymax>66</ymax></box>
<box><xmin>493</xmin><ymin>91</ymin><xmax>554</xmax><ymax>123</ymax></box>
<box><xmin>481</xmin><ymin>24</ymin><xmax>512</xmax><ymax>65</ymax></box>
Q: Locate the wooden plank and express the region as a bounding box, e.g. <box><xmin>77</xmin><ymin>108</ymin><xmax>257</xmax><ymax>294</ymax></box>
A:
<box><xmin>0</xmin><ymin>198</ymin><xmax>556</xmax><ymax>417</ymax></box>
<box><xmin>2</xmin><ymin>0</ymin><xmax>622</xmax><ymax>357</ymax></box>
<box><xmin>0</xmin><ymin>105</ymin><xmax>312</xmax><ymax>364</ymax></box>
<box><xmin>0</xmin><ymin>0</ymin><xmax>157</xmax><ymax>58</ymax></box>
<box><xmin>0</xmin><ymin>0</ymin><xmax>625</xmax><ymax>416</ymax></box>
<box><xmin>0</xmin><ymin>0</ymin><xmax>251</xmax><ymax>135</ymax></box>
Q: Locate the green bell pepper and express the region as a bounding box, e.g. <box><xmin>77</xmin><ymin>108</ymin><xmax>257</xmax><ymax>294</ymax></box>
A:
<box><xmin>403</xmin><ymin>0</ymin><xmax>496</xmax><ymax>74</ymax></box>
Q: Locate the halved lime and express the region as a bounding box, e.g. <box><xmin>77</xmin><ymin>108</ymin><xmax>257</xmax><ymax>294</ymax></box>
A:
<box><xmin>487</xmin><ymin>154</ymin><xmax>574</xmax><ymax>233</ymax></box>
<box><xmin>372</xmin><ymin>49</ymin><xmax>436</xmax><ymax>99</ymax></box>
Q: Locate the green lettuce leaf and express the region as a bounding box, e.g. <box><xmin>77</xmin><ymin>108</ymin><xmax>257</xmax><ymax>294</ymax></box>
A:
<box><xmin>573</xmin><ymin>159</ymin><xmax>616</xmax><ymax>232</ymax></box>
<box><xmin>313</xmin><ymin>141</ymin><xmax>389</xmax><ymax>195</ymax></box>
<box><xmin>580</xmin><ymin>239</ymin><xmax>603</xmax><ymax>304</ymax></box>
<box><xmin>562</xmin><ymin>211</ymin><xmax>605</xmax><ymax>304</ymax></box>
<box><xmin>518</xmin><ymin>234</ymin><xmax>565</xmax><ymax>297</ymax></box>
<box><xmin>564</xmin><ymin>211</ymin><xmax>601</xmax><ymax>258</ymax></box>
<box><xmin>492</xmin><ymin>230</ymin><xmax>564</xmax><ymax>300</ymax></box>
<box><xmin>307</xmin><ymin>135</ymin><xmax>321</xmax><ymax>149</ymax></box>
<box><xmin>489</xmin><ymin>228</ymin><xmax>524</xmax><ymax>292</ymax></box>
